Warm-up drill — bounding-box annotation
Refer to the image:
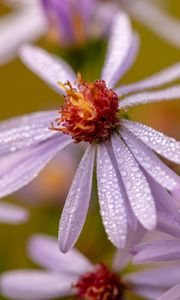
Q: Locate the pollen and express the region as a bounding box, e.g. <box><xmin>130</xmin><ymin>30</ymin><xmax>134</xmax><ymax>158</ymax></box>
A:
<box><xmin>74</xmin><ymin>264</ymin><xmax>127</xmax><ymax>300</ymax></box>
<box><xmin>51</xmin><ymin>75</ymin><xmax>120</xmax><ymax>143</ymax></box>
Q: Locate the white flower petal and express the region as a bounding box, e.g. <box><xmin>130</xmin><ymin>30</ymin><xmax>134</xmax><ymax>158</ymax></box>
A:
<box><xmin>121</xmin><ymin>127</ymin><xmax>180</xmax><ymax>192</ymax></box>
<box><xmin>28</xmin><ymin>234</ymin><xmax>93</xmax><ymax>275</ymax></box>
<box><xmin>0</xmin><ymin>135</ymin><xmax>72</xmax><ymax>198</ymax></box>
<box><xmin>120</xmin><ymin>85</ymin><xmax>180</xmax><ymax>109</ymax></box>
<box><xmin>116</xmin><ymin>63</ymin><xmax>180</xmax><ymax>95</ymax></box>
<box><xmin>112</xmin><ymin>134</ymin><xmax>156</xmax><ymax>230</ymax></box>
<box><xmin>0</xmin><ymin>1</ymin><xmax>45</xmax><ymax>65</ymax></box>
<box><xmin>1</xmin><ymin>270</ymin><xmax>75</xmax><ymax>300</ymax></box>
<box><xmin>97</xmin><ymin>143</ymin><xmax>127</xmax><ymax>248</ymax></box>
<box><xmin>0</xmin><ymin>111</ymin><xmax>58</xmax><ymax>155</ymax></box>
<box><xmin>20</xmin><ymin>45</ymin><xmax>76</xmax><ymax>94</ymax></box>
<box><xmin>101</xmin><ymin>12</ymin><xmax>132</xmax><ymax>88</ymax></box>
<box><xmin>59</xmin><ymin>145</ymin><xmax>95</xmax><ymax>253</ymax></box>
<box><xmin>125</xmin><ymin>0</ymin><xmax>180</xmax><ymax>48</ymax></box>
<box><xmin>0</xmin><ymin>201</ymin><xmax>29</xmax><ymax>224</ymax></box>
<box><xmin>123</xmin><ymin>120</ymin><xmax>180</xmax><ymax>164</ymax></box>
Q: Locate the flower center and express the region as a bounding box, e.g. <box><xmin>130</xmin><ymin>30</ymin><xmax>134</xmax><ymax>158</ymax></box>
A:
<box><xmin>51</xmin><ymin>75</ymin><xmax>120</xmax><ymax>143</ymax></box>
<box><xmin>74</xmin><ymin>264</ymin><xmax>127</xmax><ymax>300</ymax></box>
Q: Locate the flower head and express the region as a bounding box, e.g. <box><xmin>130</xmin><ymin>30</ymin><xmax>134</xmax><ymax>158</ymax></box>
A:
<box><xmin>0</xmin><ymin>12</ymin><xmax>180</xmax><ymax>252</ymax></box>
<box><xmin>1</xmin><ymin>233</ymin><xmax>178</xmax><ymax>300</ymax></box>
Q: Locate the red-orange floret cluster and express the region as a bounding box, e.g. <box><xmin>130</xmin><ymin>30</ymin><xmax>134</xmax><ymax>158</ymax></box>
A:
<box><xmin>74</xmin><ymin>264</ymin><xmax>127</xmax><ymax>300</ymax></box>
<box><xmin>51</xmin><ymin>75</ymin><xmax>120</xmax><ymax>143</ymax></box>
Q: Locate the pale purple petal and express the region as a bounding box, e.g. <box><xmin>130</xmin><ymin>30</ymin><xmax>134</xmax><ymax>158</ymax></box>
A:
<box><xmin>126</xmin><ymin>265</ymin><xmax>180</xmax><ymax>288</ymax></box>
<box><xmin>112</xmin><ymin>134</ymin><xmax>156</xmax><ymax>230</ymax></box>
<box><xmin>133</xmin><ymin>240</ymin><xmax>180</xmax><ymax>264</ymax></box>
<box><xmin>28</xmin><ymin>234</ymin><xmax>93</xmax><ymax>275</ymax></box>
<box><xmin>123</xmin><ymin>120</ymin><xmax>180</xmax><ymax>164</ymax></box>
<box><xmin>96</xmin><ymin>143</ymin><xmax>127</xmax><ymax>248</ymax></box>
<box><xmin>121</xmin><ymin>127</ymin><xmax>180</xmax><ymax>192</ymax></box>
<box><xmin>0</xmin><ymin>201</ymin><xmax>29</xmax><ymax>224</ymax></box>
<box><xmin>20</xmin><ymin>45</ymin><xmax>76</xmax><ymax>94</ymax></box>
<box><xmin>158</xmin><ymin>284</ymin><xmax>180</xmax><ymax>300</ymax></box>
<box><xmin>157</xmin><ymin>212</ymin><xmax>180</xmax><ymax>239</ymax></box>
<box><xmin>116</xmin><ymin>63</ymin><xmax>180</xmax><ymax>95</ymax></box>
<box><xmin>113</xmin><ymin>33</ymin><xmax>139</xmax><ymax>82</ymax></box>
<box><xmin>0</xmin><ymin>270</ymin><xmax>75</xmax><ymax>300</ymax></box>
<box><xmin>59</xmin><ymin>145</ymin><xmax>95</xmax><ymax>253</ymax></box>
<box><xmin>0</xmin><ymin>134</ymin><xmax>72</xmax><ymax>198</ymax></box>
<box><xmin>0</xmin><ymin>1</ymin><xmax>46</xmax><ymax>65</ymax></box>
<box><xmin>125</xmin><ymin>0</ymin><xmax>180</xmax><ymax>49</ymax></box>
<box><xmin>133</xmin><ymin>286</ymin><xmax>163</xmax><ymax>300</ymax></box>
<box><xmin>112</xmin><ymin>225</ymin><xmax>145</xmax><ymax>271</ymax></box>
<box><xmin>119</xmin><ymin>85</ymin><xmax>180</xmax><ymax>109</ymax></box>
<box><xmin>101</xmin><ymin>12</ymin><xmax>132</xmax><ymax>88</ymax></box>
<box><xmin>0</xmin><ymin>111</ymin><xmax>58</xmax><ymax>155</ymax></box>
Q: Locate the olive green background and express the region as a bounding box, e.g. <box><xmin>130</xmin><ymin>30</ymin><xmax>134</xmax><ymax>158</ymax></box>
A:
<box><xmin>0</xmin><ymin>1</ymin><xmax>179</xmax><ymax>299</ymax></box>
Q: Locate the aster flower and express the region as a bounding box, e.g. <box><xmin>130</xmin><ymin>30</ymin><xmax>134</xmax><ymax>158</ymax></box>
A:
<box><xmin>0</xmin><ymin>0</ymin><xmax>115</xmax><ymax>65</ymax></box>
<box><xmin>1</xmin><ymin>232</ymin><xmax>179</xmax><ymax>300</ymax></box>
<box><xmin>120</xmin><ymin>0</ymin><xmax>180</xmax><ymax>48</ymax></box>
<box><xmin>1</xmin><ymin>12</ymin><xmax>180</xmax><ymax>252</ymax></box>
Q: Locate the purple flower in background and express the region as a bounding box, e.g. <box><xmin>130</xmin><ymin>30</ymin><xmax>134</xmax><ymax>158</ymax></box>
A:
<box><xmin>1</xmin><ymin>232</ymin><xmax>178</xmax><ymax>300</ymax></box>
<box><xmin>0</xmin><ymin>0</ymin><xmax>115</xmax><ymax>65</ymax></box>
<box><xmin>120</xmin><ymin>0</ymin><xmax>180</xmax><ymax>48</ymax></box>
<box><xmin>0</xmin><ymin>12</ymin><xmax>180</xmax><ymax>252</ymax></box>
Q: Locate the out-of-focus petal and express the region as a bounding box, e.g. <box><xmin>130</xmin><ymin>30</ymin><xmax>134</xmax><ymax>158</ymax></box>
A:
<box><xmin>0</xmin><ymin>134</ymin><xmax>72</xmax><ymax>198</ymax></box>
<box><xmin>158</xmin><ymin>284</ymin><xmax>180</xmax><ymax>300</ymax></box>
<box><xmin>28</xmin><ymin>234</ymin><xmax>93</xmax><ymax>275</ymax></box>
<box><xmin>59</xmin><ymin>145</ymin><xmax>95</xmax><ymax>253</ymax></box>
<box><xmin>0</xmin><ymin>111</ymin><xmax>58</xmax><ymax>155</ymax></box>
<box><xmin>126</xmin><ymin>265</ymin><xmax>180</xmax><ymax>289</ymax></box>
<box><xmin>125</xmin><ymin>0</ymin><xmax>180</xmax><ymax>48</ymax></box>
<box><xmin>0</xmin><ymin>201</ymin><xmax>29</xmax><ymax>224</ymax></box>
<box><xmin>0</xmin><ymin>1</ymin><xmax>46</xmax><ymax>65</ymax></box>
<box><xmin>119</xmin><ymin>85</ymin><xmax>180</xmax><ymax>109</ymax></box>
<box><xmin>0</xmin><ymin>270</ymin><xmax>75</xmax><ymax>300</ymax></box>
<box><xmin>157</xmin><ymin>212</ymin><xmax>180</xmax><ymax>238</ymax></box>
<box><xmin>112</xmin><ymin>134</ymin><xmax>156</xmax><ymax>230</ymax></box>
<box><xmin>133</xmin><ymin>240</ymin><xmax>180</xmax><ymax>264</ymax></box>
<box><xmin>116</xmin><ymin>63</ymin><xmax>180</xmax><ymax>95</ymax></box>
<box><xmin>101</xmin><ymin>12</ymin><xmax>132</xmax><ymax>88</ymax></box>
<box><xmin>20</xmin><ymin>45</ymin><xmax>76</xmax><ymax>94</ymax></box>
<box><xmin>133</xmin><ymin>286</ymin><xmax>163</xmax><ymax>300</ymax></box>
<box><xmin>112</xmin><ymin>225</ymin><xmax>145</xmax><ymax>272</ymax></box>
<box><xmin>121</xmin><ymin>127</ymin><xmax>180</xmax><ymax>192</ymax></box>
<box><xmin>123</xmin><ymin>120</ymin><xmax>180</xmax><ymax>164</ymax></box>
<box><xmin>96</xmin><ymin>143</ymin><xmax>127</xmax><ymax>248</ymax></box>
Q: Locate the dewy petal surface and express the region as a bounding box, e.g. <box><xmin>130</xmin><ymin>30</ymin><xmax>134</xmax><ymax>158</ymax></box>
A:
<box><xmin>119</xmin><ymin>85</ymin><xmax>180</xmax><ymax>109</ymax></box>
<box><xmin>0</xmin><ymin>1</ymin><xmax>46</xmax><ymax>65</ymax></box>
<box><xmin>121</xmin><ymin>127</ymin><xmax>180</xmax><ymax>192</ymax></box>
<box><xmin>0</xmin><ymin>270</ymin><xmax>75</xmax><ymax>300</ymax></box>
<box><xmin>101</xmin><ymin>12</ymin><xmax>132</xmax><ymax>88</ymax></box>
<box><xmin>97</xmin><ymin>143</ymin><xmax>127</xmax><ymax>248</ymax></box>
<box><xmin>0</xmin><ymin>111</ymin><xmax>58</xmax><ymax>155</ymax></box>
<box><xmin>20</xmin><ymin>45</ymin><xmax>76</xmax><ymax>94</ymax></box>
<box><xmin>0</xmin><ymin>134</ymin><xmax>72</xmax><ymax>198</ymax></box>
<box><xmin>123</xmin><ymin>120</ymin><xmax>180</xmax><ymax>164</ymax></box>
<box><xmin>112</xmin><ymin>134</ymin><xmax>156</xmax><ymax>230</ymax></box>
<box><xmin>28</xmin><ymin>234</ymin><xmax>93</xmax><ymax>275</ymax></box>
<box><xmin>59</xmin><ymin>146</ymin><xmax>95</xmax><ymax>253</ymax></box>
<box><xmin>116</xmin><ymin>63</ymin><xmax>180</xmax><ymax>95</ymax></box>
<box><xmin>0</xmin><ymin>201</ymin><xmax>29</xmax><ymax>224</ymax></box>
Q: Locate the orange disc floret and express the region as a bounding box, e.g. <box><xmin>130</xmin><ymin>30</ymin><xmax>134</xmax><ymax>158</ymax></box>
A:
<box><xmin>51</xmin><ymin>75</ymin><xmax>120</xmax><ymax>143</ymax></box>
<box><xmin>74</xmin><ymin>264</ymin><xmax>127</xmax><ymax>300</ymax></box>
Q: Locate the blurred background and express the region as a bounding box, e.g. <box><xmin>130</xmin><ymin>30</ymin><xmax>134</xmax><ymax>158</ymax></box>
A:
<box><xmin>0</xmin><ymin>1</ymin><xmax>179</xmax><ymax>299</ymax></box>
